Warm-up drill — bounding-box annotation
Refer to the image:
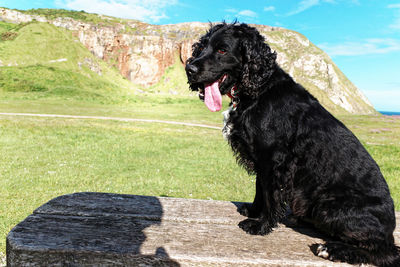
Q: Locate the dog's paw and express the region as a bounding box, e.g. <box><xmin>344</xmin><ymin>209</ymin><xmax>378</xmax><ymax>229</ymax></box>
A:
<box><xmin>238</xmin><ymin>203</ymin><xmax>260</xmax><ymax>218</ymax></box>
<box><xmin>238</xmin><ymin>218</ymin><xmax>273</xmax><ymax>235</ymax></box>
<box><xmin>316</xmin><ymin>244</ymin><xmax>330</xmax><ymax>259</ymax></box>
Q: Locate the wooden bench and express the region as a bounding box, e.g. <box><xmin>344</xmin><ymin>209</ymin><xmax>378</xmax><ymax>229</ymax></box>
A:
<box><xmin>7</xmin><ymin>192</ymin><xmax>400</xmax><ymax>266</ymax></box>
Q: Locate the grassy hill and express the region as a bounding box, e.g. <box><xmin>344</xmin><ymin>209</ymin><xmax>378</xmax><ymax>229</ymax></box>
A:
<box><xmin>0</xmin><ymin>7</ymin><xmax>376</xmax><ymax>115</ymax></box>
<box><xmin>0</xmin><ymin>18</ymin><xmax>194</xmax><ymax>103</ymax></box>
<box><xmin>0</xmin><ymin>20</ymin><xmax>135</xmax><ymax>102</ymax></box>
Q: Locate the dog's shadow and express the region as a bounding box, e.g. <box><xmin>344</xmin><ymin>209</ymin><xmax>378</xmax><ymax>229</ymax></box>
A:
<box><xmin>232</xmin><ymin>203</ymin><xmax>332</xmax><ymax>257</ymax></box>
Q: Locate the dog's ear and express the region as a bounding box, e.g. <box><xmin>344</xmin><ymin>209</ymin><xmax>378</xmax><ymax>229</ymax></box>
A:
<box><xmin>239</xmin><ymin>25</ymin><xmax>277</xmax><ymax>99</ymax></box>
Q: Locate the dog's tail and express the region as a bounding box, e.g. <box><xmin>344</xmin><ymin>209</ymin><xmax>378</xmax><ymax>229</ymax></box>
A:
<box><xmin>371</xmin><ymin>244</ymin><xmax>400</xmax><ymax>267</ymax></box>
<box><xmin>316</xmin><ymin>241</ymin><xmax>400</xmax><ymax>267</ymax></box>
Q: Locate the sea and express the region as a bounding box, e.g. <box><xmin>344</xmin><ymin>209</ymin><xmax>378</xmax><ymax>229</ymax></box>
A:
<box><xmin>379</xmin><ymin>111</ymin><xmax>400</xmax><ymax>116</ymax></box>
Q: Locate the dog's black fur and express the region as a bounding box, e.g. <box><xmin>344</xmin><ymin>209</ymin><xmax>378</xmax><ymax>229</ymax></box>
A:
<box><xmin>185</xmin><ymin>22</ymin><xmax>399</xmax><ymax>266</ymax></box>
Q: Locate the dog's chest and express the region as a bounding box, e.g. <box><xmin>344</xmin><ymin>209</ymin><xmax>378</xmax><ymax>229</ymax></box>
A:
<box><xmin>223</xmin><ymin>107</ymin><xmax>257</xmax><ymax>172</ymax></box>
<box><xmin>222</xmin><ymin>107</ymin><xmax>234</xmax><ymax>140</ymax></box>
<box><xmin>223</xmin><ymin>105</ymin><xmax>256</xmax><ymax>141</ymax></box>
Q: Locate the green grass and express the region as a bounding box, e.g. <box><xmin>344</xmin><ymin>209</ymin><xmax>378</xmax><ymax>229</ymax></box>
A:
<box><xmin>17</xmin><ymin>8</ymin><xmax>155</xmax><ymax>35</ymax></box>
<box><xmin>0</xmin><ymin>96</ymin><xmax>232</xmax><ymax>125</ymax></box>
<box><xmin>0</xmin><ymin>20</ymin><xmax>195</xmax><ymax>106</ymax></box>
<box><xmin>21</xmin><ymin>8</ymin><xmax>122</xmax><ymax>26</ymax></box>
<box><xmin>0</xmin><ymin>103</ymin><xmax>251</xmax><ymax>255</ymax></box>
<box><xmin>0</xmin><ymin>21</ymin><xmax>134</xmax><ymax>102</ymax></box>
<box><xmin>0</xmin><ymin>21</ymin><xmax>28</xmax><ymax>38</ymax></box>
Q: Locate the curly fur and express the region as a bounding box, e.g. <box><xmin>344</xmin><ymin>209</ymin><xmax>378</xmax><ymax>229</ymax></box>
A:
<box><xmin>186</xmin><ymin>22</ymin><xmax>400</xmax><ymax>266</ymax></box>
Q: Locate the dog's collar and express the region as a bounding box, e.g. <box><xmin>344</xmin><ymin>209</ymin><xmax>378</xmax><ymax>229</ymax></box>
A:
<box><xmin>227</xmin><ymin>85</ymin><xmax>239</xmax><ymax>108</ymax></box>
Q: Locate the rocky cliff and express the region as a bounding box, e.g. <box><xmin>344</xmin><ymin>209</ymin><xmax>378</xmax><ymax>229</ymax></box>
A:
<box><xmin>0</xmin><ymin>8</ymin><xmax>375</xmax><ymax>114</ymax></box>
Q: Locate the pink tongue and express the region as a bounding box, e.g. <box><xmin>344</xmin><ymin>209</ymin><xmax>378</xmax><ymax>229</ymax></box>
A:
<box><xmin>204</xmin><ymin>80</ymin><xmax>222</xmax><ymax>112</ymax></box>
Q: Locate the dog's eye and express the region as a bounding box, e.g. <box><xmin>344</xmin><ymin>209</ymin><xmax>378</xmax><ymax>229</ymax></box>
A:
<box><xmin>217</xmin><ymin>49</ymin><xmax>227</xmax><ymax>55</ymax></box>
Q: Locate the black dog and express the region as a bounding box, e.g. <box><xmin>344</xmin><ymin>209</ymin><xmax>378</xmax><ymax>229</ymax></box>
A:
<box><xmin>186</xmin><ymin>22</ymin><xmax>399</xmax><ymax>266</ymax></box>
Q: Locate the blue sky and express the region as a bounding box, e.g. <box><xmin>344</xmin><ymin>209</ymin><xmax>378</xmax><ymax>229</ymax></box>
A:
<box><xmin>1</xmin><ymin>0</ymin><xmax>400</xmax><ymax>111</ymax></box>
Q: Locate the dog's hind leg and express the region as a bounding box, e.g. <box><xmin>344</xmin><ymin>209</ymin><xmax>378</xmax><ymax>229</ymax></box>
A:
<box><xmin>316</xmin><ymin>240</ymin><xmax>399</xmax><ymax>266</ymax></box>
<box><xmin>313</xmin><ymin>208</ymin><xmax>399</xmax><ymax>266</ymax></box>
<box><xmin>316</xmin><ymin>241</ymin><xmax>371</xmax><ymax>265</ymax></box>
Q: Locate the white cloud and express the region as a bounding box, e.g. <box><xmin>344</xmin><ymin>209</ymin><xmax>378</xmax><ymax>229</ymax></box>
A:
<box><xmin>287</xmin><ymin>0</ymin><xmax>320</xmax><ymax>16</ymax></box>
<box><xmin>55</xmin><ymin>0</ymin><xmax>178</xmax><ymax>22</ymax></box>
<box><xmin>388</xmin><ymin>3</ymin><xmax>400</xmax><ymax>8</ymax></box>
<box><xmin>225</xmin><ymin>8</ymin><xmax>258</xmax><ymax>21</ymax></box>
<box><xmin>237</xmin><ymin>10</ymin><xmax>258</xmax><ymax>18</ymax></box>
<box><xmin>264</xmin><ymin>6</ymin><xmax>275</xmax><ymax>12</ymax></box>
<box><xmin>318</xmin><ymin>38</ymin><xmax>400</xmax><ymax>56</ymax></box>
<box><xmin>225</xmin><ymin>8</ymin><xmax>238</xmax><ymax>13</ymax></box>
<box><xmin>388</xmin><ymin>3</ymin><xmax>400</xmax><ymax>30</ymax></box>
<box><xmin>286</xmin><ymin>0</ymin><xmax>358</xmax><ymax>16</ymax></box>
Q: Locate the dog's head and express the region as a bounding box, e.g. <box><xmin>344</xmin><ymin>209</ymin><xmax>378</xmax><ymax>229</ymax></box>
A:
<box><xmin>185</xmin><ymin>22</ymin><xmax>276</xmax><ymax>111</ymax></box>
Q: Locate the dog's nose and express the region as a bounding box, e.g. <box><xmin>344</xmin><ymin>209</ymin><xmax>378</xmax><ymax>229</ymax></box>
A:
<box><xmin>185</xmin><ymin>64</ymin><xmax>198</xmax><ymax>76</ymax></box>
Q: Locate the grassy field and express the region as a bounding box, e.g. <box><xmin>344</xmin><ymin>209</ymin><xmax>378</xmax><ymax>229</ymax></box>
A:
<box><xmin>1</xmin><ymin>95</ymin><xmax>400</xmax><ymax>259</ymax></box>
<box><xmin>0</xmin><ymin>96</ymin><xmax>247</xmax><ymax>258</ymax></box>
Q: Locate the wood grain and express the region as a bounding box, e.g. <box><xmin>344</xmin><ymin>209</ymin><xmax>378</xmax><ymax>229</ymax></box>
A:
<box><xmin>7</xmin><ymin>192</ymin><xmax>400</xmax><ymax>266</ymax></box>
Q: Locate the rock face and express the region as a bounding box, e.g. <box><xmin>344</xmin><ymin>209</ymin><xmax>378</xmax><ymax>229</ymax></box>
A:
<box><xmin>0</xmin><ymin>8</ymin><xmax>375</xmax><ymax>114</ymax></box>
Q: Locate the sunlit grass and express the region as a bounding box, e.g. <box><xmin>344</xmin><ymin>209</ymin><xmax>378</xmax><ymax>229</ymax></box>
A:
<box><xmin>0</xmin><ymin>103</ymin><xmax>251</xmax><ymax>254</ymax></box>
<box><xmin>0</xmin><ymin>99</ymin><xmax>399</xmax><ymax>256</ymax></box>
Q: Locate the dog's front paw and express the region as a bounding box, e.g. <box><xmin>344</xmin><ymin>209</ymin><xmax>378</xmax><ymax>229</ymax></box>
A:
<box><xmin>238</xmin><ymin>203</ymin><xmax>260</xmax><ymax>218</ymax></box>
<box><xmin>238</xmin><ymin>218</ymin><xmax>273</xmax><ymax>235</ymax></box>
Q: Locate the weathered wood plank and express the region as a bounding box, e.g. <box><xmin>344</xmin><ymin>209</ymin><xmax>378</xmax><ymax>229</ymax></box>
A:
<box><xmin>7</xmin><ymin>192</ymin><xmax>400</xmax><ymax>266</ymax></box>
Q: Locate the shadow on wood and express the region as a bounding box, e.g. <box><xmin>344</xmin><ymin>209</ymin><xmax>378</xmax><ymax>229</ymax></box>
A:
<box><xmin>7</xmin><ymin>192</ymin><xmax>400</xmax><ymax>266</ymax></box>
<box><xmin>7</xmin><ymin>193</ymin><xmax>179</xmax><ymax>266</ymax></box>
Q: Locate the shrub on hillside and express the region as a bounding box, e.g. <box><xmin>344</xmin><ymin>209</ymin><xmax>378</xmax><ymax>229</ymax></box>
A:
<box><xmin>1</xmin><ymin>31</ymin><xmax>18</xmax><ymax>41</ymax></box>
